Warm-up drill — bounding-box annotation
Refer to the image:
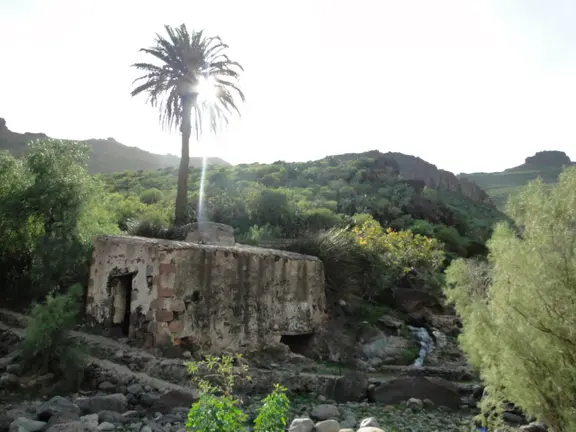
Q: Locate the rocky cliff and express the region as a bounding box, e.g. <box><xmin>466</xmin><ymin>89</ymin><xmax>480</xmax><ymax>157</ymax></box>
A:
<box><xmin>523</xmin><ymin>150</ymin><xmax>572</xmax><ymax>167</ymax></box>
<box><xmin>331</xmin><ymin>150</ymin><xmax>493</xmax><ymax>205</ymax></box>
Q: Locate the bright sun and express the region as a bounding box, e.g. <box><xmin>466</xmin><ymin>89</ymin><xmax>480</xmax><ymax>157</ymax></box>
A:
<box><xmin>196</xmin><ymin>77</ymin><xmax>218</xmax><ymax>103</ymax></box>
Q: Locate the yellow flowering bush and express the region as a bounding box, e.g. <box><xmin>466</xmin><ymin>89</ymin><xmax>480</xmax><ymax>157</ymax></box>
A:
<box><xmin>353</xmin><ymin>216</ymin><xmax>445</xmax><ymax>290</ymax></box>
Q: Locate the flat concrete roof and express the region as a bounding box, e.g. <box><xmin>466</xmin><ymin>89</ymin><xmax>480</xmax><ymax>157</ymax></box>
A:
<box><xmin>95</xmin><ymin>235</ymin><xmax>321</xmax><ymax>261</ymax></box>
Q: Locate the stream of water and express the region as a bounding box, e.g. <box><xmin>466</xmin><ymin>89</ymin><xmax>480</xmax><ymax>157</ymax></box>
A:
<box><xmin>408</xmin><ymin>326</ymin><xmax>434</xmax><ymax>367</ymax></box>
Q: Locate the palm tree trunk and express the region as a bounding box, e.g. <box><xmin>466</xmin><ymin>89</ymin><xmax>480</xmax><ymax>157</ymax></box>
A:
<box><xmin>174</xmin><ymin>95</ymin><xmax>195</xmax><ymax>226</ymax></box>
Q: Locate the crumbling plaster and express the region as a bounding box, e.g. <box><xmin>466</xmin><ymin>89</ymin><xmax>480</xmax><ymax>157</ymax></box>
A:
<box><xmin>86</xmin><ymin>235</ymin><xmax>327</xmax><ymax>352</ymax></box>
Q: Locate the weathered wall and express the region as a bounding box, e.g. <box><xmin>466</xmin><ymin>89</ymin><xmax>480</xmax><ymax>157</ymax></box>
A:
<box><xmin>86</xmin><ymin>235</ymin><xmax>326</xmax><ymax>352</ymax></box>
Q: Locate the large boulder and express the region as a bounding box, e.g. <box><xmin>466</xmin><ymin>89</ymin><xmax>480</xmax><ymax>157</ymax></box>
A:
<box><xmin>322</xmin><ymin>372</ymin><xmax>368</xmax><ymax>403</ymax></box>
<box><xmin>37</xmin><ymin>397</ymin><xmax>81</xmax><ymax>421</ymax></box>
<box><xmin>368</xmin><ymin>376</ymin><xmax>461</xmax><ymax>409</ymax></box>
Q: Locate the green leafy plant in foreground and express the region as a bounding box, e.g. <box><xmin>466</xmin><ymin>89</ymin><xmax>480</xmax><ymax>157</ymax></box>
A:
<box><xmin>185</xmin><ymin>354</ymin><xmax>290</xmax><ymax>432</ymax></box>
<box><xmin>21</xmin><ymin>283</ymin><xmax>86</xmax><ymax>390</ymax></box>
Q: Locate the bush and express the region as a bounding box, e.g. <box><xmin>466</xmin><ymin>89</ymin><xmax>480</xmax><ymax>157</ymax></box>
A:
<box><xmin>185</xmin><ymin>354</ymin><xmax>290</xmax><ymax>432</ymax></box>
<box><xmin>444</xmin><ymin>167</ymin><xmax>576</xmax><ymax>431</ymax></box>
<box><xmin>281</xmin><ymin>227</ymin><xmax>387</xmax><ymax>299</ymax></box>
<box><xmin>21</xmin><ymin>284</ymin><xmax>86</xmax><ymax>390</ymax></box>
<box><xmin>139</xmin><ymin>188</ymin><xmax>164</xmax><ymax>204</ymax></box>
<box><xmin>353</xmin><ymin>216</ymin><xmax>445</xmax><ymax>292</ymax></box>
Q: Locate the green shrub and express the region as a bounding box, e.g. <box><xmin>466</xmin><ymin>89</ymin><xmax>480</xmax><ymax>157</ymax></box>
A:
<box><xmin>139</xmin><ymin>188</ymin><xmax>164</xmax><ymax>204</ymax></box>
<box><xmin>21</xmin><ymin>284</ymin><xmax>86</xmax><ymax>390</ymax></box>
<box><xmin>185</xmin><ymin>354</ymin><xmax>290</xmax><ymax>432</ymax></box>
<box><xmin>444</xmin><ymin>167</ymin><xmax>576</xmax><ymax>431</ymax></box>
<box><xmin>281</xmin><ymin>227</ymin><xmax>387</xmax><ymax>299</ymax></box>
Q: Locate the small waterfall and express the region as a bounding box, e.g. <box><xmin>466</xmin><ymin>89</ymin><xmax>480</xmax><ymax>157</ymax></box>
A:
<box><xmin>408</xmin><ymin>326</ymin><xmax>434</xmax><ymax>367</ymax></box>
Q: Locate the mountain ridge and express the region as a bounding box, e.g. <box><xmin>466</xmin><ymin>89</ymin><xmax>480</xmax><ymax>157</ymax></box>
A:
<box><xmin>461</xmin><ymin>150</ymin><xmax>574</xmax><ymax>209</ymax></box>
<box><xmin>328</xmin><ymin>150</ymin><xmax>493</xmax><ymax>206</ymax></box>
<box><xmin>0</xmin><ymin>117</ymin><xmax>230</xmax><ymax>173</ymax></box>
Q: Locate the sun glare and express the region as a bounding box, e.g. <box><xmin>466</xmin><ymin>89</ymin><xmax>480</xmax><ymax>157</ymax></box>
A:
<box><xmin>196</xmin><ymin>77</ymin><xmax>218</xmax><ymax>103</ymax></box>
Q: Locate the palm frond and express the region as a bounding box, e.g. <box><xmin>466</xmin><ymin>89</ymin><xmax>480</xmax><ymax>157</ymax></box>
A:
<box><xmin>130</xmin><ymin>24</ymin><xmax>244</xmax><ymax>134</ymax></box>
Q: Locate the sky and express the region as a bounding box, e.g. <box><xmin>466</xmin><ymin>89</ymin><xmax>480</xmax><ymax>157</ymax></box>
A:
<box><xmin>1</xmin><ymin>0</ymin><xmax>575</xmax><ymax>174</ymax></box>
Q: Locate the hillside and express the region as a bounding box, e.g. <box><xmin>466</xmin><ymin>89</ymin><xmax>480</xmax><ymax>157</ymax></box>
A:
<box><xmin>101</xmin><ymin>150</ymin><xmax>506</xmax><ymax>259</ymax></box>
<box><xmin>330</xmin><ymin>150</ymin><xmax>493</xmax><ymax>205</ymax></box>
<box><xmin>461</xmin><ymin>150</ymin><xmax>575</xmax><ymax>209</ymax></box>
<box><xmin>0</xmin><ymin>117</ymin><xmax>230</xmax><ymax>173</ymax></box>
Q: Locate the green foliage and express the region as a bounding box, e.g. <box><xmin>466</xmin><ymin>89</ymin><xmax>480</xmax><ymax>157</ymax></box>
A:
<box><xmin>185</xmin><ymin>355</ymin><xmax>290</xmax><ymax>432</ymax></box>
<box><xmin>101</xmin><ymin>154</ymin><xmax>504</xmax><ymax>261</ymax></box>
<box><xmin>186</xmin><ymin>394</ymin><xmax>248</xmax><ymax>432</ymax></box>
<box><xmin>139</xmin><ymin>187</ymin><xmax>164</xmax><ymax>204</ymax></box>
<box><xmin>21</xmin><ymin>284</ymin><xmax>86</xmax><ymax>390</ymax></box>
<box><xmin>0</xmin><ymin>139</ymin><xmax>118</xmax><ymax>306</ymax></box>
<box><xmin>253</xmin><ymin>384</ymin><xmax>291</xmax><ymax>432</ymax></box>
<box><xmin>353</xmin><ymin>216</ymin><xmax>445</xmax><ymax>292</ymax></box>
<box><xmin>444</xmin><ymin>167</ymin><xmax>576</xmax><ymax>431</ymax></box>
<box><xmin>282</xmin><ymin>228</ymin><xmax>387</xmax><ymax>299</ymax></box>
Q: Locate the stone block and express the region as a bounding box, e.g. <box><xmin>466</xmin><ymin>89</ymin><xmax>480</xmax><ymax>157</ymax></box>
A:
<box><xmin>157</xmin><ymin>286</ymin><xmax>174</xmax><ymax>298</ymax></box>
<box><xmin>185</xmin><ymin>222</ymin><xmax>235</xmax><ymax>246</ymax></box>
<box><xmin>168</xmin><ymin>320</ymin><xmax>184</xmax><ymax>334</ymax></box>
<box><xmin>169</xmin><ymin>299</ymin><xmax>186</xmax><ymax>313</ymax></box>
<box><xmin>156</xmin><ymin>310</ymin><xmax>174</xmax><ymax>322</ymax></box>
<box><xmin>159</xmin><ymin>263</ymin><xmax>176</xmax><ymax>274</ymax></box>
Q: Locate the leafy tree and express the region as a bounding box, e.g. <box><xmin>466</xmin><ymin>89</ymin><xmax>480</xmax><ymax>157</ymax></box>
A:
<box><xmin>0</xmin><ymin>140</ymin><xmax>118</xmax><ymax>305</ymax></box>
<box><xmin>131</xmin><ymin>24</ymin><xmax>244</xmax><ymax>225</ymax></box>
<box><xmin>444</xmin><ymin>167</ymin><xmax>576</xmax><ymax>431</ymax></box>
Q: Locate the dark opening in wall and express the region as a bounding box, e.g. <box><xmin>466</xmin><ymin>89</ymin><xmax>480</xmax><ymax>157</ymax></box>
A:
<box><xmin>108</xmin><ymin>273</ymin><xmax>134</xmax><ymax>337</ymax></box>
<box><xmin>280</xmin><ymin>333</ymin><xmax>314</xmax><ymax>355</ymax></box>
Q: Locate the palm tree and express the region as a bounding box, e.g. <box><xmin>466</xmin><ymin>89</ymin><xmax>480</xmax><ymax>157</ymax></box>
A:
<box><xmin>131</xmin><ymin>24</ymin><xmax>244</xmax><ymax>226</ymax></box>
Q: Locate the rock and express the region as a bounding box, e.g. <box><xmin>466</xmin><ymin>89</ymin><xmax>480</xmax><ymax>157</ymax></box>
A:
<box><xmin>9</xmin><ymin>417</ymin><xmax>46</xmax><ymax>432</ymax></box>
<box><xmin>149</xmin><ymin>390</ymin><xmax>198</xmax><ymax>414</ymax></box>
<box><xmin>323</xmin><ymin>372</ymin><xmax>368</xmax><ymax>403</ymax></box>
<box><xmin>96</xmin><ymin>422</ymin><xmax>115</xmax><ymax>431</ymax></box>
<box><xmin>0</xmin><ymin>413</ymin><xmax>12</xmax><ymax>431</ymax></box>
<box><xmin>45</xmin><ymin>422</ymin><xmax>86</xmax><ymax>432</ymax></box>
<box><xmin>314</xmin><ymin>419</ymin><xmax>339</xmax><ymax>432</ymax></box>
<box><xmin>359</xmin><ymin>417</ymin><xmax>379</xmax><ymax>428</ymax></box>
<box><xmin>0</xmin><ymin>373</ymin><xmax>19</xmax><ymax>389</ymax></box>
<box><xmin>377</xmin><ymin>314</ymin><xmax>404</xmax><ymax>330</ymax></box>
<box><xmin>339</xmin><ymin>412</ymin><xmax>357</xmax><ymax>429</ymax></box>
<box><xmin>503</xmin><ymin>411</ymin><xmax>527</xmax><ymax>425</ymax></box>
<box><xmin>5</xmin><ymin>364</ymin><xmax>21</xmax><ymax>376</ymax></box>
<box><xmin>46</xmin><ymin>412</ymin><xmax>80</xmax><ymax>427</ymax></box>
<box><xmin>310</xmin><ymin>404</ymin><xmax>340</xmax><ymax>421</ymax></box>
<box><xmin>98</xmin><ymin>381</ymin><xmax>116</xmax><ymax>392</ymax></box>
<box><xmin>139</xmin><ymin>394</ymin><xmax>160</xmax><ymax>408</ymax></box>
<box><xmin>368</xmin><ymin>376</ymin><xmax>461</xmax><ymax>409</ymax></box>
<box><xmin>288</xmin><ymin>417</ymin><xmax>314</xmax><ymax>432</ymax></box>
<box><xmin>37</xmin><ymin>397</ymin><xmax>81</xmax><ymax>421</ymax></box>
<box><xmin>80</xmin><ymin>414</ymin><xmax>99</xmax><ymax>429</ymax></box>
<box><xmin>520</xmin><ymin>422</ymin><xmax>547</xmax><ymax>432</ymax></box>
<box><xmin>393</xmin><ymin>288</ymin><xmax>444</xmax><ymax>318</ymax></box>
<box><xmin>361</xmin><ymin>334</ymin><xmax>416</xmax><ymax>366</ymax></box>
<box><xmin>127</xmin><ymin>384</ymin><xmax>143</xmax><ymax>395</ymax></box>
<box><xmin>98</xmin><ymin>411</ymin><xmax>127</xmax><ymax>424</ymax></box>
<box><xmin>357</xmin><ymin>428</ymin><xmax>386</xmax><ymax>432</ymax></box>
<box><xmin>423</xmin><ymin>398</ymin><xmax>435</xmax><ymax>409</ymax></box>
<box><xmin>80</xmin><ymin>394</ymin><xmax>128</xmax><ymax>414</ymax></box>
<box><xmin>406</xmin><ymin>397</ymin><xmax>424</xmax><ymax>412</ymax></box>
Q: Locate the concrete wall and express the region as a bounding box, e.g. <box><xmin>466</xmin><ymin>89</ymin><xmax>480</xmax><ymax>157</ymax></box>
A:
<box><xmin>86</xmin><ymin>235</ymin><xmax>326</xmax><ymax>352</ymax></box>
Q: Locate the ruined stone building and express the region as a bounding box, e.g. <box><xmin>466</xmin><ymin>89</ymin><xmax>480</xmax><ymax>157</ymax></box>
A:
<box><xmin>85</xmin><ymin>223</ymin><xmax>326</xmax><ymax>353</ymax></box>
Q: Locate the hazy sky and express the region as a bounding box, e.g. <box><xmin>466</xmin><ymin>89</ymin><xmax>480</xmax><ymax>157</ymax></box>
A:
<box><xmin>1</xmin><ymin>0</ymin><xmax>575</xmax><ymax>174</ymax></box>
